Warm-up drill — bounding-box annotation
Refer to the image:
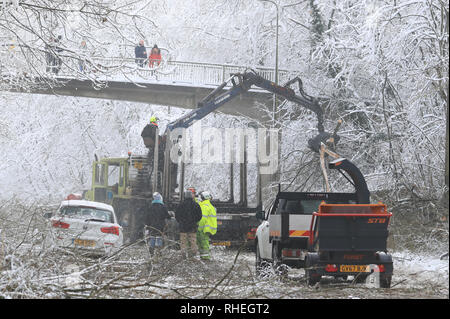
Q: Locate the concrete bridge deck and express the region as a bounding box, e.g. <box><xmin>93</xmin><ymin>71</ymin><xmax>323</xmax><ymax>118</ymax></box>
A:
<box><xmin>8</xmin><ymin>76</ymin><xmax>275</xmax><ymax>120</ymax></box>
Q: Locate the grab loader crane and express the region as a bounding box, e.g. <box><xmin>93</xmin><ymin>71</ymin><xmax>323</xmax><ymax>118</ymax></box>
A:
<box><xmin>160</xmin><ymin>69</ymin><xmax>332</xmax><ymax>202</ymax></box>
<box><xmin>158</xmin><ymin>68</ymin><xmax>333</xmax><ymax>204</ymax></box>
<box><xmin>86</xmin><ymin>69</ymin><xmax>336</xmax><ymax>246</ymax></box>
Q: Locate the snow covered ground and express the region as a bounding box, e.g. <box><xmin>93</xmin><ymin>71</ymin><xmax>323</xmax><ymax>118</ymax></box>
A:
<box><xmin>388</xmin><ymin>252</ymin><xmax>449</xmax><ymax>296</ymax></box>
<box><xmin>2</xmin><ymin>235</ymin><xmax>447</xmax><ymax>299</ymax></box>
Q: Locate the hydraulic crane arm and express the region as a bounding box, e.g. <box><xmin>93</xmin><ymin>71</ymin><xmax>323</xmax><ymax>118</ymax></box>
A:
<box><xmin>165</xmin><ymin>74</ymin><xmax>246</xmax><ymax>132</ymax></box>
<box><xmin>165</xmin><ymin>69</ymin><xmax>324</xmax><ymax>134</ymax></box>
<box><xmin>244</xmin><ymin>71</ymin><xmax>324</xmax><ymax>132</ymax></box>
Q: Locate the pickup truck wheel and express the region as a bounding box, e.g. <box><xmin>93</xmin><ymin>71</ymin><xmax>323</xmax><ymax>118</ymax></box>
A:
<box><xmin>255</xmin><ymin>242</ymin><xmax>268</xmax><ymax>277</ymax></box>
<box><xmin>305</xmin><ymin>256</ymin><xmax>321</xmax><ymax>286</ymax></box>
<box><xmin>272</xmin><ymin>243</ymin><xmax>288</xmax><ymax>278</ymax></box>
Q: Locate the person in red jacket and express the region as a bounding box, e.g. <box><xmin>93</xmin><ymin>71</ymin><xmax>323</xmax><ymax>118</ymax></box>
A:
<box><xmin>149</xmin><ymin>44</ymin><xmax>162</xmax><ymax>68</ymax></box>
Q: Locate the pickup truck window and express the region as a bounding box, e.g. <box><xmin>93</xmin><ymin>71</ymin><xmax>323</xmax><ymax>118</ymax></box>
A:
<box><xmin>275</xmin><ymin>199</ymin><xmax>324</xmax><ymax>215</ymax></box>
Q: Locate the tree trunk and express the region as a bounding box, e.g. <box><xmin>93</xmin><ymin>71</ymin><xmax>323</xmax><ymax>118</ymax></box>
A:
<box><xmin>445</xmin><ymin>86</ymin><xmax>449</xmax><ymax>206</ymax></box>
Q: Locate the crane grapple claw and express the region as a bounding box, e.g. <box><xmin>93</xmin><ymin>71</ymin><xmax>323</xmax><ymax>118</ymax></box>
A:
<box><xmin>307</xmin><ymin>132</ymin><xmax>340</xmax><ymax>153</ymax></box>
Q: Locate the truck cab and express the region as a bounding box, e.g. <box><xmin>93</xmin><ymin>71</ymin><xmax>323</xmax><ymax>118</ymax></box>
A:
<box><xmin>84</xmin><ymin>157</ymin><xmax>127</xmax><ymax>204</ymax></box>
<box><xmin>84</xmin><ymin>155</ymin><xmax>153</xmax><ymax>203</ymax></box>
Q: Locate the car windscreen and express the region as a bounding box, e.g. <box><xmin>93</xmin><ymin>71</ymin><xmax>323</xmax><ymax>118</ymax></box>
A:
<box><xmin>58</xmin><ymin>206</ymin><xmax>114</xmax><ymax>223</ymax></box>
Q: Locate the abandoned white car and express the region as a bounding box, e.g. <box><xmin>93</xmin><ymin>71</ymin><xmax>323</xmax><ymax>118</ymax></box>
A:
<box><xmin>49</xmin><ymin>199</ymin><xmax>123</xmax><ymax>255</ymax></box>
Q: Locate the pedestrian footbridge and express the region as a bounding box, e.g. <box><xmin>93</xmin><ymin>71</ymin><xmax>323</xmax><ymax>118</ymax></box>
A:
<box><xmin>2</xmin><ymin>54</ymin><xmax>294</xmax><ymax>120</ymax></box>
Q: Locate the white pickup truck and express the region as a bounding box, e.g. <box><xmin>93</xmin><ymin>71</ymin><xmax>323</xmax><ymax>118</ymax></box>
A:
<box><xmin>254</xmin><ymin>191</ymin><xmax>358</xmax><ymax>276</ymax></box>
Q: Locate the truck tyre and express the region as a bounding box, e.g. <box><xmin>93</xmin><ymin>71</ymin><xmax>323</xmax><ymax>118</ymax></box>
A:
<box><xmin>305</xmin><ymin>254</ymin><xmax>321</xmax><ymax>286</ymax></box>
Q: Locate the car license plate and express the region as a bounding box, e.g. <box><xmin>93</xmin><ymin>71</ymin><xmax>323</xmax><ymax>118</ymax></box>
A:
<box><xmin>340</xmin><ymin>265</ymin><xmax>369</xmax><ymax>273</ymax></box>
<box><xmin>212</xmin><ymin>241</ymin><xmax>231</xmax><ymax>246</ymax></box>
<box><xmin>74</xmin><ymin>239</ymin><xmax>95</xmax><ymax>247</ymax></box>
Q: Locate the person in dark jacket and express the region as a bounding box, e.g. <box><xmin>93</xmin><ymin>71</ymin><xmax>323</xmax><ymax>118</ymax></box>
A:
<box><xmin>46</xmin><ymin>36</ymin><xmax>63</xmax><ymax>74</ymax></box>
<box><xmin>145</xmin><ymin>192</ymin><xmax>171</xmax><ymax>255</ymax></box>
<box><xmin>141</xmin><ymin>116</ymin><xmax>166</xmax><ymax>191</ymax></box>
<box><xmin>134</xmin><ymin>40</ymin><xmax>147</xmax><ymax>67</ymax></box>
<box><xmin>141</xmin><ymin>115</ymin><xmax>159</xmax><ymax>149</ymax></box>
<box><xmin>175</xmin><ymin>189</ymin><xmax>202</xmax><ymax>259</ymax></box>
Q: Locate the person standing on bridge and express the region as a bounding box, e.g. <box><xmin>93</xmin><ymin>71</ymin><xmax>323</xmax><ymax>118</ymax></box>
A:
<box><xmin>54</xmin><ymin>35</ymin><xmax>63</xmax><ymax>74</ymax></box>
<box><xmin>149</xmin><ymin>44</ymin><xmax>162</xmax><ymax>68</ymax></box>
<box><xmin>78</xmin><ymin>40</ymin><xmax>88</xmax><ymax>72</ymax></box>
<box><xmin>135</xmin><ymin>40</ymin><xmax>147</xmax><ymax>67</ymax></box>
<box><xmin>197</xmin><ymin>191</ymin><xmax>217</xmax><ymax>261</ymax></box>
<box><xmin>45</xmin><ymin>36</ymin><xmax>63</xmax><ymax>74</ymax></box>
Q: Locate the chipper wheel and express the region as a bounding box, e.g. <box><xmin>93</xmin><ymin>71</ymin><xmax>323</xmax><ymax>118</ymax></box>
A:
<box><xmin>379</xmin><ymin>273</ymin><xmax>392</xmax><ymax>288</ymax></box>
<box><xmin>377</xmin><ymin>254</ymin><xmax>394</xmax><ymax>288</ymax></box>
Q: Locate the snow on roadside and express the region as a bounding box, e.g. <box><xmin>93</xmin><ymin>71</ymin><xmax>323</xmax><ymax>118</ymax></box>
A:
<box><xmin>392</xmin><ymin>251</ymin><xmax>449</xmax><ymax>291</ymax></box>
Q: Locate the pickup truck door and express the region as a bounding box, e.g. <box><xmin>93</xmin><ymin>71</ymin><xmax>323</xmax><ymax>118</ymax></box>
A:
<box><xmin>258</xmin><ymin>220</ymin><xmax>272</xmax><ymax>259</ymax></box>
<box><xmin>257</xmin><ymin>202</ymin><xmax>275</xmax><ymax>260</ymax></box>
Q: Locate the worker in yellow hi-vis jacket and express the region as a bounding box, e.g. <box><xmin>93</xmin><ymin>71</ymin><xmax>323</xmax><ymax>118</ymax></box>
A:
<box><xmin>197</xmin><ymin>191</ymin><xmax>217</xmax><ymax>260</ymax></box>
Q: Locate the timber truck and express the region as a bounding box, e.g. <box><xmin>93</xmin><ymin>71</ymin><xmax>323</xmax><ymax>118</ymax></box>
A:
<box><xmin>255</xmin><ymin>157</ymin><xmax>393</xmax><ymax>288</ymax></box>
<box><xmin>84</xmin><ymin>69</ymin><xmax>334</xmax><ymax>246</ymax></box>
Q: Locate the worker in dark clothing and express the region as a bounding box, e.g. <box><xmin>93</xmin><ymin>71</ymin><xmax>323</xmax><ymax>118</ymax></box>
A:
<box><xmin>141</xmin><ymin>116</ymin><xmax>159</xmax><ymax>149</ymax></box>
<box><xmin>141</xmin><ymin>116</ymin><xmax>165</xmax><ymax>191</ymax></box>
<box><xmin>140</xmin><ymin>116</ymin><xmax>178</xmax><ymax>195</ymax></box>
<box><xmin>175</xmin><ymin>189</ymin><xmax>202</xmax><ymax>259</ymax></box>
<box><xmin>135</xmin><ymin>40</ymin><xmax>147</xmax><ymax>67</ymax></box>
<box><xmin>144</xmin><ymin>192</ymin><xmax>171</xmax><ymax>255</ymax></box>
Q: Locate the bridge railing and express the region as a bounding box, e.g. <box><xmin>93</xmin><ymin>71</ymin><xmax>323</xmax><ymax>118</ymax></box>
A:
<box><xmin>64</xmin><ymin>57</ymin><xmax>292</xmax><ymax>87</ymax></box>
<box><xmin>1</xmin><ymin>47</ymin><xmax>292</xmax><ymax>88</ymax></box>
